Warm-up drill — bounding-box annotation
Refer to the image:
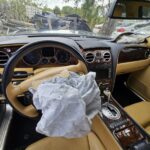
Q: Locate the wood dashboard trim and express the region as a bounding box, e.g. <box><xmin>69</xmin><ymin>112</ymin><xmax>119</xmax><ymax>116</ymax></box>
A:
<box><xmin>117</xmin><ymin>58</ymin><xmax>150</xmax><ymax>75</ymax></box>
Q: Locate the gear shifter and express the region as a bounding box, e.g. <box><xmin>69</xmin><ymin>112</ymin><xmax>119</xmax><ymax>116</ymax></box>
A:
<box><xmin>102</xmin><ymin>89</ymin><xmax>121</xmax><ymax>120</ymax></box>
<box><xmin>103</xmin><ymin>89</ymin><xmax>111</xmax><ymax>104</ymax></box>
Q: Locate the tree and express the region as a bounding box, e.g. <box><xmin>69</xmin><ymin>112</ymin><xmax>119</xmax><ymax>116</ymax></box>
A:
<box><xmin>43</xmin><ymin>5</ymin><xmax>53</xmax><ymax>13</ymax></box>
<box><xmin>62</xmin><ymin>0</ymin><xmax>112</xmax><ymax>28</ymax></box>
<box><xmin>80</xmin><ymin>0</ymin><xmax>102</xmax><ymax>28</ymax></box>
<box><xmin>62</xmin><ymin>6</ymin><xmax>75</xmax><ymax>15</ymax></box>
<box><xmin>53</xmin><ymin>6</ymin><xmax>61</xmax><ymax>15</ymax></box>
<box><xmin>0</xmin><ymin>0</ymin><xmax>40</xmax><ymax>21</ymax></box>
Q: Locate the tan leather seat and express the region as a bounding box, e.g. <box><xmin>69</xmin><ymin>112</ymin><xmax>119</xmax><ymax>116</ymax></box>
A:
<box><xmin>26</xmin><ymin>116</ymin><xmax>122</xmax><ymax>150</ymax></box>
<box><xmin>125</xmin><ymin>101</ymin><xmax>150</xmax><ymax>134</ymax></box>
<box><xmin>26</xmin><ymin>116</ymin><xmax>106</xmax><ymax>150</ymax></box>
<box><xmin>26</xmin><ymin>132</ymin><xmax>105</xmax><ymax>150</ymax></box>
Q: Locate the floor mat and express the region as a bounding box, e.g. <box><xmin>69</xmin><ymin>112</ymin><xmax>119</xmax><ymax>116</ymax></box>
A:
<box><xmin>4</xmin><ymin>112</ymin><xmax>45</xmax><ymax>150</ymax></box>
<box><xmin>113</xmin><ymin>75</ymin><xmax>142</xmax><ymax>107</ymax></box>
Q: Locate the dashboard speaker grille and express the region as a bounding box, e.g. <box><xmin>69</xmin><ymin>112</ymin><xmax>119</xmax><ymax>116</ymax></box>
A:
<box><xmin>0</xmin><ymin>51</ymin><xmax>9</xmax><ymax>65</ymax></box>
<box><xmin>85</xmin><ymin>53</ymin><xmax>95</xmax><ymax>63</ymax></box>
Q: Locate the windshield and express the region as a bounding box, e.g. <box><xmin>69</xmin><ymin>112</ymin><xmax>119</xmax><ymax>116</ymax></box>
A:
<box><xmin>0</xmin><ymin>0</ymin><xmax>149</xmax><ymax>38</ymax></box>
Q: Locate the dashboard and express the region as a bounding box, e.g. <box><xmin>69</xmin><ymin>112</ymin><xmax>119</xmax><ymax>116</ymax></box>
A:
<box><xmin>0</xmin><ymin>39</ymin><xmax>117</xmax><ymax>101</ymax></box>
<box><xmin>0</xmin><ymin>45</ymin><xmax>78</xmax><ymax>68</ymax></box>
<box><xmin>0</xmin><ymin>35</ymin><xmax>150</xmax><ymax>97</ymax></box>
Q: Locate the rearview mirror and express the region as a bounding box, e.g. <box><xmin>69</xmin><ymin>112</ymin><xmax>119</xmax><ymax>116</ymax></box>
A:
<box><xmin>109</xmin><ymin>0</ymin><xmax>150</xmax><ymax>19</ymax></box>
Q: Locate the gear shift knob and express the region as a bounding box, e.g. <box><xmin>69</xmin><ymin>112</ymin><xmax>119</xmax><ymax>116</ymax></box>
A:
<box><xmin>103</xmin><ymin>89</ymin><xmax>111</xmax><ymax>104</ymax></box>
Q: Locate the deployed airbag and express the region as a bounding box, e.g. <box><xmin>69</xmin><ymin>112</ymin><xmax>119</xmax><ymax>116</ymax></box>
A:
<box><xmin>29</xmin><ymin>71</ymin><xmax>101</xmax><ymax>138</ymax></box>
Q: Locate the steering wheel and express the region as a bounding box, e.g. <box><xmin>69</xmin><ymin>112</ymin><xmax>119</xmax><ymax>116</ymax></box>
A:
<box><xmin>2</xmin><ymin>41</ymin><xmax>88</xmax><ymax>118</ymax></box>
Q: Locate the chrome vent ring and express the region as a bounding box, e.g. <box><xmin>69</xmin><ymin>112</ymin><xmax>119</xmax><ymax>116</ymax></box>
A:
<box><xmin>103</xmin><ymin>51</ymin><xmax>111</xmax><ymax>62</ymax></box>
<box><xmin>0</xmin><ymin>51</ymin><xmax>9</xmax><ymax>65</ymax></box>
<box><xmin>85</xmin><ymin>53</ymin><xmax>95</xmax><ymax>63</ymax></box>
<box><xmin>145</xmin><ymin>49</ymin><xmax>150</xmax><ymax>58</ymax></box>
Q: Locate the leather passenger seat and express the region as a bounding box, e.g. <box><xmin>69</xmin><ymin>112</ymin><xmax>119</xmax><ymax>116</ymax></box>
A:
<box><xmin>125</xmin><ymin>101</ymin><xmax>150</xmax><ymax>134</ymax></box>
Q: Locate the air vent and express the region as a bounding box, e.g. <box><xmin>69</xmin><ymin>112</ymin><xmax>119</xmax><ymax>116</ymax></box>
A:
<box><xmin>85</xmin><ymin>53</ymin><xmax>95</xmax><ymax>63</ymax></box>
<box><xmin>103</xmin><ymin>51</ymin><xmax>111</xmax><ymax>62</ymax></box>
<box><xmin>0</xmin><ymin>51</ymin><xmax>9</xmax><ymax>65</ymax></box>
<box><xmin>145</xmin><ymin>49</ymin><xmax>150</xmax><ymax>58</ymax></box>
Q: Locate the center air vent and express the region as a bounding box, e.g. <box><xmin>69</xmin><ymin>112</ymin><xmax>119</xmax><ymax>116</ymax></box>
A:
<box><xmin>0</xmin><ymin>51</ymin><xmax>9</xmax><ymax>65</ymax></box>
<box><xmin>145</xmin><ymin>49</ymin><xmax>150</xmax><ymax>58</ymax></box>
<box><xmin>103</xmin><ymin>51</ymin><xmax>111</xmax><ymax>62</ymax></box>
<box><xmin>85</xmin><ymin>53</ymin><xmax>95</xmax><ymax>63</ymax></box>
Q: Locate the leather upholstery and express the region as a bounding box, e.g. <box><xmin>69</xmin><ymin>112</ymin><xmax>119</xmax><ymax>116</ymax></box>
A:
<box><xmin>125</xmin><ymin>101</ymin><xmax>150</xmax><ymax>134</ymax></box>
<box><xmin>26</xmin><ymin>130</ymin><xmax>106</xmax><ymax>150</ymax></box>
<box><xmin>127</xmin><ymin>66</ymin><xmax>150</xmax><ymax>101</ymax></box>
<box><xmin>26</xmin><ymin>116</ymin><xmax>122</xmax><ymax>150</ymax></box>
<box><xmin>145</xmin><ymin>126</ymin><xmax>150</xmax><ymax>134</ymax></box>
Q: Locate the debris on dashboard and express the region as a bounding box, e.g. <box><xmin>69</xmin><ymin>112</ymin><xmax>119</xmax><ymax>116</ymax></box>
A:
<box><xmin>29</xmin><ymin>71</ymin><xmax>101</xmax><ymax>138</ymax></box>
<box><xmin>116</xmin><ymin>33</ymin><xmax>150</xmax><ymax>44</ymax></box>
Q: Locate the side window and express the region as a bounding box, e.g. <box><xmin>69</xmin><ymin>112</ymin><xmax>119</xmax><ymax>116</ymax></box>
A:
<box><xmin>114</xmin><ymin>3</ymin><xmax>126</xmax><ymax>18</ymax></box>
<box><xmin>139</xmin><ymin>6</ymin><xmax>150</xmax><ymax>18</ymax></box>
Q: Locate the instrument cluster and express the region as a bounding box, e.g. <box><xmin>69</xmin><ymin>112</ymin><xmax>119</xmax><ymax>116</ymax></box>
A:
<box><xmin>22</xmin><ymin>46</ymin><xmax>78</xmax><ymax>67</ymax></box>
<box><xmin>0</xmin><ymin>45</ymin><xmax>78</xmax><ymax>67</ymax></box>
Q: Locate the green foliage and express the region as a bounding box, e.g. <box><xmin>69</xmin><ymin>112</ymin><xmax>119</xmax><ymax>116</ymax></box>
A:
<box><xmin>0</xmin><ymin>0</ymin><xmax>38</xmax><ymax>21</ymax></box>
<box><xmin>43</xmin><ymin>5</ymin><xmax>53</xmax><ymax>13</ymax></box>
<box><xmin>61</xmin><ymin>0</ymin><xmax>107</xmax><ymax>28</ymax></box>
<box><xmin>80</xmin><ymin>0</ymin><xmax>103</xmax><ymax>28</ymax></box>
<box><xmin>10</xmin><ymin>0</ymin><xmax>27</xmax><ymax>21</ymax></box>
<box><xmin>62</xmin><ymin>6</ymin><xmax>75</xmax><ymax>15</ymax></box>
<box><xmin>54</xmin><ymin>6</ymin><xmax>61</xmax><ymax>15</ymax></box>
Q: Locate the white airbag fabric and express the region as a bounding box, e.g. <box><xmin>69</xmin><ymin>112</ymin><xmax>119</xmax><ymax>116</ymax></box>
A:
<box><xmin>29</xmin><ymin>71</ymin><xmax>101</xmax><ymax>138</ymax></box>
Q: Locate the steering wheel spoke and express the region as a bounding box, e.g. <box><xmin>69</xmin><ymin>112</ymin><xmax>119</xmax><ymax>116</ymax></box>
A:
<box><xmin>16</xmin><ymin>60</ymin><xmax>86</xmax><ymax>92</ymax></box>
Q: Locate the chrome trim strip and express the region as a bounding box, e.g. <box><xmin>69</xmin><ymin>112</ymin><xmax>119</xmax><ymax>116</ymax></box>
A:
<box><xmin>129</xmin><ymin>88</ymin><xmax>145</xmax><ymax>101</ymax></box>
<box><xmin>0</xmin><ymin>105</ymin><xmax>13</xmax><ymax>150</ymax></box>
<box><xmin>124</xmin><ymin>82</ymin><xmax>145</xmax><ymax>101</ymax></box>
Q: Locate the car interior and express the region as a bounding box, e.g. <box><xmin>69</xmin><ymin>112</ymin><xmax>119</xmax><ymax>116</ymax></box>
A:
<box><xmin>0</xmin><ymin>0</ymin><xmax>150</xmax><ymax>150</ymax></box>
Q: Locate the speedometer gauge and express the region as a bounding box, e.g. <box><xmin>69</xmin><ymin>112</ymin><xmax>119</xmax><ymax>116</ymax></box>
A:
<box><xmin>23</xmin><ymin>51</ymin><xmax>41</xmax><ymax>66</ymax></box>
<box><xmin>56</xmin><ymin>50</ymin><xmax>70</xmax><ymax>64</ymax></box>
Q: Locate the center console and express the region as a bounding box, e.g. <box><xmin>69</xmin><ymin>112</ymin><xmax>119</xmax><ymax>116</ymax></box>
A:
<box><xmin>83</xmin><ymin>47</ymin><xmax>150</xmax><ymax>149</ymax></box>
<box><xmin>100</xmin><ymin>93</ymin><xmax>150</xmax><ymax>150</ymax></box>
<box><xmin>83</xmin><ymin>48</ymin><xmax>112</xmax><ymax>91</ymax></box>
